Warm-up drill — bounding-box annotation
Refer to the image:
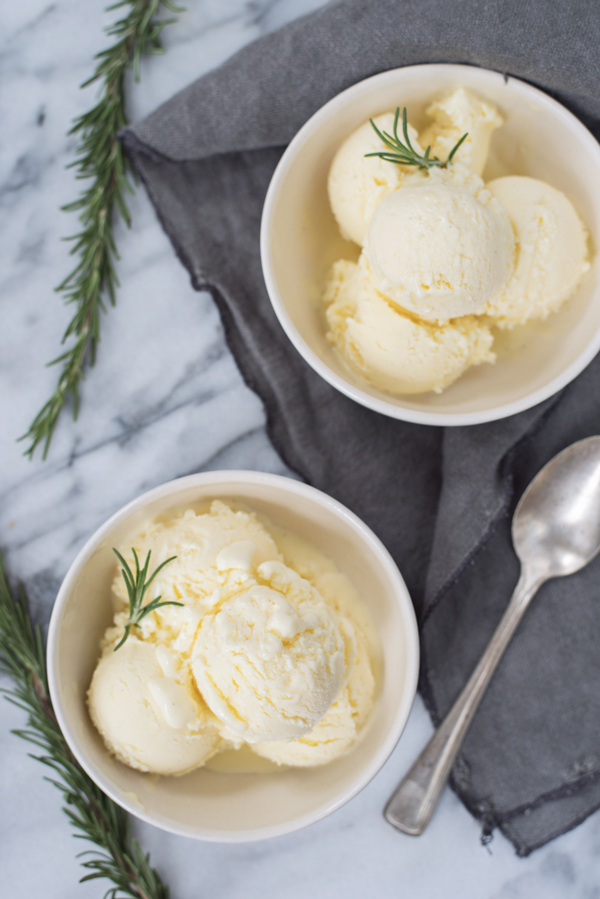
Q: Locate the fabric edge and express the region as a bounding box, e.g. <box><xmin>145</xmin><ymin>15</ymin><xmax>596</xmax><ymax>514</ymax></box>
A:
<box><xmin>418</xmin><ymin>392</ymin><xmax>568</xmax><ymax>853</ymax></box>
<box><xmin>202</xmin><ymin>282</ymin><xmax>310</xmax><ymax>487</ymax></box>
<box><xmin>119</xmin><ymin>128</ymin><xmax>176</xmax><ymax>164</ymax></box>
<box><xmin>120</xmin><ymin>139</ymin><xmax>309</xmax><ymax>489</ymax></box>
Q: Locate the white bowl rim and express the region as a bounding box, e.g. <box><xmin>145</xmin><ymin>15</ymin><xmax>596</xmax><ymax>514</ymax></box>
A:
<box><xmin>47</xmin><ymin>470</ymin><xmax>420</xmax><ymax>842</ymax></box>
<box><xmin>260</xmin><ymin>63</ymin><xmax>600</xmax><ymax>426</ymax></box>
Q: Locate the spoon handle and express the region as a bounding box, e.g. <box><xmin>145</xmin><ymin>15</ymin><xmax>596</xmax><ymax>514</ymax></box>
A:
<box><xmin>385</xmin><ymin>568</ymin><xmax>543</xmax><ymax>836</ymax></box>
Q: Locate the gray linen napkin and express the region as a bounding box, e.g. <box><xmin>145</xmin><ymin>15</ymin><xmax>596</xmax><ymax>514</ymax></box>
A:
<box><xmin>121</xmin><ymin>0</ymin><xmax>600</xmax><ymax>855</ymax></box>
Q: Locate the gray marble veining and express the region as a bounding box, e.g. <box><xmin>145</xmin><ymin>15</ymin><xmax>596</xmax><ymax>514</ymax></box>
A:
<box><xmin>1</xmin><ymin>1</ymin><xmax>599</xmax><ymax>896</ymax></box>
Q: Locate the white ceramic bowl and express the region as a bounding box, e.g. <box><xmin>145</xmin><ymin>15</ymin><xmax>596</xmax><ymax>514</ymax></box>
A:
<box><xmin>261</xmin><ymin>64</ymin><xmax>600</xmax><ymax>426</ymax></box>
<box><xmin>47</xmin><ymin>472</ymin><xmax>419</xmax><ymax>842</ymax></box>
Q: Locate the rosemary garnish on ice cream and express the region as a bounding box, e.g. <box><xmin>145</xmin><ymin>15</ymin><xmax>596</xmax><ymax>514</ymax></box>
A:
<box><xmin>365</xmin><ymin>106</ymin><xmax>468</xmax><ymax>169</ymax></box>
<box><xmin>113</xmin><ymin>548</ymin><xmax>181</xmax><ymax>651</ymax></box>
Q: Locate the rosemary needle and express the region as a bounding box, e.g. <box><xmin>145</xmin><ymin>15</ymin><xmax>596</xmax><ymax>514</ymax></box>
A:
<box><xmin>113</xmin><ymin>548</ymin><xmax>182</xmax><ymax>651</ymax></box>
<box><xmin>365</xmin><ymin>106</ymin><xmax>468</xmax><ymax>170</ymax></box>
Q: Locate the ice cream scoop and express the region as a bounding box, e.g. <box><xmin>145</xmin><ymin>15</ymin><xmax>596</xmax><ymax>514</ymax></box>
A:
<box><xmin>88</xmin><ymin>638</ymin><xmax>221</xmax><ymax>775</ymax></box>
<box><xmin>418</xmin><ymin>88</ymin><xmax>503</xmax><ymax>177</ymax></box>
<box><xmin>111</xmin><ymin>502</ymin><xmax>282</xmax><ymax>626</ymax></box>
<box><xmin>328</xmin><ymin>113</ymin><xmax>422</xmax><ymax>246</ymax></box>
<box><xmin>485</xmin><ymin>176</ymin><xmax>589</xmax><ymax>327</ymax></box>
<box><xmin>365</xmin><ymin>180</ymin><xmax>515</xmax><ymax>322</ymax></box>
<box><xmin>324</xmin><ymin>256</ymin><xmax>495</xmax><ymax>394</ymax></box>
<box><xmin>192</xmin><ymin>567</ymin><xmax>346</xmax><ymax>743</ymax></box>
<box><xmin>252</xmin><ymin>626</ymin><xmax>375</xmax><ymax>766</ymax></box>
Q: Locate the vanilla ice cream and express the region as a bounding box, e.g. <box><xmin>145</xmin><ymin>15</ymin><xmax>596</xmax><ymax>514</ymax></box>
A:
<box><xmin>328</xmin><ymin>113</ymin><xmax>423</xmax><ymax>246</ymax></box>
<box><xmin>322</xmin><ymin>87</ymin><xmax>592</xmax><ymax>396</ymax></box>
<box><xmin>109</xmin><ymin>501</ymin><xmax>282</xmax><ymax>623</ymax></box>
<box><xmin>251</xmin><ymin>528</ymin><xmax>378</xmax><ymax>766</ymax></box>
<box><xmin>88</xmin><ymin>501</ymin><xmax>379</xmax><ymax>774</ymax></box>
<box><xmin>327</xmin><ymin>88</ymin><xmax>501</xmax><ymax>250</ymax></box>
<box><xmin>191</xmin><ymin>565</ymin><xmax>346</xmax><ymax>743</ymax></box>
<box><xmin>485</xmin><ymin>176</ymin><xmax>589</xmax><ymax>327</ymax></box>
<box><xmin>252</xmin><ymin>625</ymin><xmax>375</xmax><ymax>766</ymax></box>
<box><xmin>324</xmin><ymin>255</ymin><xmax>495</xmax><ymax>394</ymax></box>
<box><xmin>365</xmin><ymin>174</ymin><xmax>515</xmax><ymax>322</ymax></box>
<box><xmin>88</xmin><ymin>638</ymin><xmax>221</xmax><ymax>774</ymax></box>
<box><xmin>418</xmin><ymin>87</ymin><xmax>503</xmax><ymax>177</ymax></box>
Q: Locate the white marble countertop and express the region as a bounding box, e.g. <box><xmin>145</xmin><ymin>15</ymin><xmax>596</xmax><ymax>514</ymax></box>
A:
<box><xmin>1</xmin><ymin>1</ymin><xmax>599</xmax><ymax>896</ymax></box>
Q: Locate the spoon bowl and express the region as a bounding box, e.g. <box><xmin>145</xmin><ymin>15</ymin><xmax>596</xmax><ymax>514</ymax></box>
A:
<box><xmin>512</xmin><ymin>436</ymin><xmax>600</xmax><ymax>580</ymax></box>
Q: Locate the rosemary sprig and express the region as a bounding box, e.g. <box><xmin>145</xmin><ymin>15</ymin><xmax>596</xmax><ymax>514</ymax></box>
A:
<box><xmin>113</xmin><ymin>549</ymin><xmax>181</xmax><ymax>650</ymax></box>
<box><xmin>20</xmin><ymin>0</ymin><xmax>181</xmax><ymax>461</ymax></box>
<box><xmin>0</xmin><ymin>551</ymin><xmax>170</xmax><ymax>898</ymax></box>
<box><xmin>366</xmin><ymin>107</ymin><xmax>468</xmax><ymax>170</ymax></box>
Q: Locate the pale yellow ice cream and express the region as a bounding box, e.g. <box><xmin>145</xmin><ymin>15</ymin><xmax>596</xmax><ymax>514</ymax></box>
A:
<box><xmin>109</xmin><ymin>502</ymin><xmax>282</xmax><ymax>624</ymax></box>
<box><xmin>88</xmin><ymin>638</ymin><xmax>221</xmax><ymax>775</ymax></box>
<box><xmin>324</xmin><ymin>255</ymin><xmax>495</xmax><ymax>394</ymax></box>
<box><xmin>251</xmin><ymin>527</ymin><xmax>378</xmax><ymax>766</ymax></box>
<box><xmin>252</xmin><ymin>626</ymin><xmax>374</xmax><ymax>766</ymax></box>
<box><xmin>485</xmin><ymin>176</ymin><xmax>589</xmax><ymax>327</ymax></box>
<box><xmin>327</xmin><ymin>88</ymin><xmax>500</xmax><ymax>249</ymax></box>
<box><xmin>328</xmin><ymin>113</ymin><xmax>423</xmax><ymax>246</ymax></box>
<box><xmin>322</xmin><ymin>87</ymin><xmax>591</xmax><ymax>396</ymax></box>
<box><xmin>365</xmin><ymin>172</ymin><xmax>515</xmax><ymax>322</ymax></box>
<box><xmin>88</xmin><ymin>501</ymin><xmax>379</xmax><ymax>774</ymax></box>
<box><xmin>191</xmin><ymin>561</ymin><xmax>346</xmax><ymax>743</ymax></box>
<box><xmin>418</xmin><ymin>87</ymin><xmax>503</xmax><ymax>177</ymax></box>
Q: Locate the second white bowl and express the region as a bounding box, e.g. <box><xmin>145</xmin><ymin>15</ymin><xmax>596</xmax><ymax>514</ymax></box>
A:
<box><xmin>261</xmin><ymin>64</ymin><xmax>600</xmax><ymax>426</ymax></box>
<box><xmin>47</xmin><ymin>472</ymin><xmax>419</xmax><ymax>842</ymax></box>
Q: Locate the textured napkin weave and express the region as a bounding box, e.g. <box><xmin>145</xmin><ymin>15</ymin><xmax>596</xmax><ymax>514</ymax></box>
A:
<box><xmin>121</xmin><ymin>0</ymin><xmax>600</xmax><ymax>855</ymax></box>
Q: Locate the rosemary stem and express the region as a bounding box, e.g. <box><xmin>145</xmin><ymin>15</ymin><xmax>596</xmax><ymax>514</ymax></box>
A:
<box><xmin>0</xmin><ymin>550</ymin><xmax>170</xmax><ymax>898</ymax></box>
<box><xmin>20</xmin><ymin>0</ymin><xmax>180</xmax><ymax>461</ymax></box>
<box><xmin>365</xmin><ymin>106</ymin><xmax>468</xmax><ymax>171</ymax></box>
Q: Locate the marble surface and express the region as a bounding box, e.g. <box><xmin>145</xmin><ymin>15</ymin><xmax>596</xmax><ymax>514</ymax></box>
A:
<box><xmin>1</xmin><ymin>1</ymin><xmax>599</xmax><ymax>896</ymax></box>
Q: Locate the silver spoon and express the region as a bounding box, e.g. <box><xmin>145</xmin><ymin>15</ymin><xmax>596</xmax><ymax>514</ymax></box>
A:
<box><xmin>385</xmin><ymin>434</ymin><xmax>600</xmax><ymax>836</ymax></box>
